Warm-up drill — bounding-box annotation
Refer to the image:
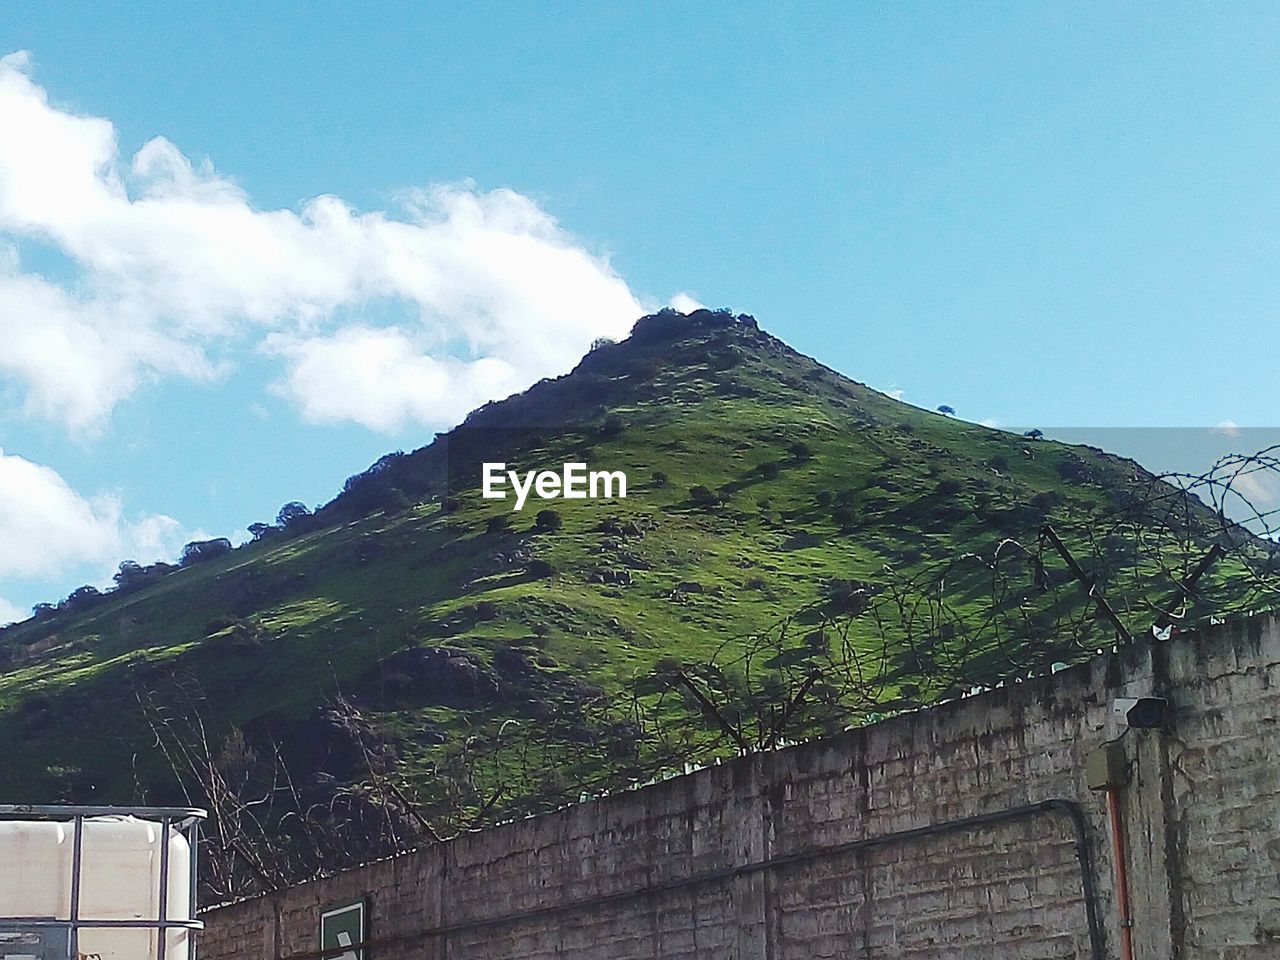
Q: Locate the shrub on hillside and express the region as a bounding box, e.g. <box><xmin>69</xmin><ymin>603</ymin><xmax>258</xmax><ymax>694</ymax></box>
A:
<box><xmin>1055</xmin><ymin>459</ymin><xmax>1087</xmax><ymax>481</ymax></box>
<box><xmin>534</xmin><ymin>509</ymin><xmax>563</xmax><ymax>532</ymax></box>
<box><xmin>529</xmin><ymin>558</ymin><xmax>555</xmax><ymax>578</ymax></box>
<box><xmin>823</xmin><ymin>578</ymin><xmax>876</xmax><ymax>614</ymax></box>
<box><xmin>653</xmin><ymin>655</ymin><xmax>683</xmax><ymax>676</ymax></box>
<box><xmin>689</xmin><ymin>485</ymin><xmax>718</xmax><ymax>506</ymax></box>
<box><xmin>1031</xmin><ymin>491</ymin><xmax>1063</xmax><ymax>511</ymax></box>
<box><xmin>205</xmin><ymin>614</ymin><xmax>238</xmax><ymax>634</ymax></box>
<box><xmin>710</xmin><ymin>347</ymin><xmax>743</xmax><ymax>371</ymax></box>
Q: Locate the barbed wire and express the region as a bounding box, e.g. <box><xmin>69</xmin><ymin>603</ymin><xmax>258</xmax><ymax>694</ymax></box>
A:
<box><xmin>148</xmin><ymin>445</ymin><xmax>1280</xmax><ymax>900</ymax></box>
<box><xmin>479</xmin><ymin>444</ymin><xmax>1280</xmax><ymax>811</ymax></box>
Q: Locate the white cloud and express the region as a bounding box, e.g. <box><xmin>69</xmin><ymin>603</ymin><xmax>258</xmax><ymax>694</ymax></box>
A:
<box><xmin>0</xmin><ymin>52</ymin><xmax>644</xmax><ymax>434</ymax></box>
<box><xmin>1230</xmin><ymin>466</ymin><xmax>1279</xmax><ymax>509</ymax></box>
<box><xmin>0</xmin><ymin>263</ymin><xmax>212</xmax><ymax>431</ymax></box>
<box><xmin>980</xmin><ymin>417</ymin><xmax>1000</xmax><ymax>429</ymax></box>
<box><xmin>0</xmin><ymin>446</ymin><xmax>187</xmax><ymax>581</ymax></box>
<box><xmin>265</xmin><ymin>325</ymin><xmax>523</xmax><ymax>433</ymax></box>
<box><xmin>0</xmin><ymin>595</ymin><xmax>25</xmax><ymax>627</ymax></box>
<box><xmin>669</xmin><ymin>292</ymin><xmax>705</xmax><ymax>313</ymax></box>
<box><xmin>884</xmin><ymin>386</ymin><xmax>905</xmax><ymax>401</ymax></box>
<box><xmin>1212</xmin><ymin>419</ymin><xmax>1241</xmax><ymax>437</ymax></box>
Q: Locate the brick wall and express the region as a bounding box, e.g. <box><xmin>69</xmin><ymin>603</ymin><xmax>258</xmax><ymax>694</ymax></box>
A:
<box><xmin>199</xmin><ymin>614</ymin><xmax>1280</xmax><ymax>959</ymax></box>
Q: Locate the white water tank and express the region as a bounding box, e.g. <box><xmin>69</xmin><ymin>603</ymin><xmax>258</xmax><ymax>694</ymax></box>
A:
<box><xmin>0</xmin><ymin>814</ymin><xmax>196</xmax><ymax>960</ymax></box>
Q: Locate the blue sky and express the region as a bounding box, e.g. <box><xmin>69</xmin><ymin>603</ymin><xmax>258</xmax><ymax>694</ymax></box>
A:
<box><xmin>0</xmin><ymin>2</ymin><xmax>1277</xmax><ymax>622</ymax></box>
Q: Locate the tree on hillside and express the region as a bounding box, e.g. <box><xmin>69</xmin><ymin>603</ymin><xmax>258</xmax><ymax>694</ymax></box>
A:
<box><xmin>247</xmin><ymin>522</ymin><xmax>275</xmax><ymax>542</ymax></box>
<box><xmin>114</xmin><ymin>560</ymin><xmax>146</xmax><ymax>591</ymax></box>
<box><xmin>276</xmin><ymin>501</ymin><xmax>311</xmax><ymax>530</ymax></box>
<box><xmin>113</xmin><ymin>560</ymin><xmax>172</xmax><ymax>594</ymax></box>
<box><xmin>59</xmin><ymin>585</ymin><xmax>103</xmax><ymax>613</ymax></box>
<box><xmin>180</xmin><ymin>538</ymin><xmax>233</xmax><ymax>567</ymax></box>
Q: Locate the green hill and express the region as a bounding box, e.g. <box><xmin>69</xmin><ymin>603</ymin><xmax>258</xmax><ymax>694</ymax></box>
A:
<box><xmin>0</xmin><ymin>309</ymin><xmax>1264</xmax><ymax>876</ymax></box>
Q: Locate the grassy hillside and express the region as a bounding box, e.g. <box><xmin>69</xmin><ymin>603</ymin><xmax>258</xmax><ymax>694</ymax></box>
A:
<box><xmin>0</xmin><ymin>309</ymin><xmax>1261</xmax><ymax>843</ymax></box>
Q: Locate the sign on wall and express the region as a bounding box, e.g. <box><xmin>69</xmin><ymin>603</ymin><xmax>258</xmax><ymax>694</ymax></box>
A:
<box><xmin>319</xmin><ymin>900</ymin><xmax>366</xmax><ymax>960</ymax></box>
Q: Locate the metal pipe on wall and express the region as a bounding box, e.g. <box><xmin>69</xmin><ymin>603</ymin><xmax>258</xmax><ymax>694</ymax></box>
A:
<box><xmin>1107</xmin><ymin>787</ymin><xmax>1136</xmax><ymax>960</ymax></box>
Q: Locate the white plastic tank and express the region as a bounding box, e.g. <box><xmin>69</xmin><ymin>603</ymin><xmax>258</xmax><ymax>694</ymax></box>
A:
<box><xmin>0</xmin><ymin>819</ymin><xmax>73</xmax><ymax>918</ymax></box>
<box><xmin>0</xmin><ymin>815</ymin><xmax>194</xmax><ymax>960</ymax></box>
